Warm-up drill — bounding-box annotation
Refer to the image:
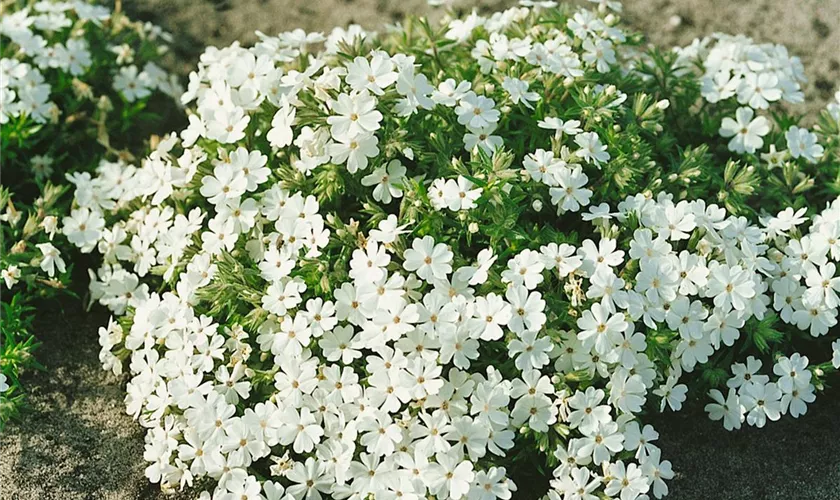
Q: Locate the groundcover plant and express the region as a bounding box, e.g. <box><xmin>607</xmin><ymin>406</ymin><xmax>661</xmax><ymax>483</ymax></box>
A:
<box><xmin>0</xmin><ymin>0</ymin><xmax>180</xmax><ymax>427</ymax></box>
<box><xmin>58</xmin><ymin>0</ymin><xmax>839</xmax><ymax>498</ymax></box>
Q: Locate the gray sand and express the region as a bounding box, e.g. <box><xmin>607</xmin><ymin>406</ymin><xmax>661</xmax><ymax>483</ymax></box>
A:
<box><xmin>2</xmin><ymin>1</ymin><xmax>839</xmax><ymax>498</ymax></box>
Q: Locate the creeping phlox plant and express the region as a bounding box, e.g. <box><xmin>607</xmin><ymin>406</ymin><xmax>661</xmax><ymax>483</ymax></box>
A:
<box><xmin>0</xmin><ymin>0</ymin><xmax>180</xmax><ymax>427</ymax></box>
<box><xmin>61</xmin><ymin>0</ymin><xmax>840</xmax><ymax>498</ymax></box>
<box><xmin>672</xmin><ymin>34</ymin><xmax>840</xmax><ymax>212</ymax></box>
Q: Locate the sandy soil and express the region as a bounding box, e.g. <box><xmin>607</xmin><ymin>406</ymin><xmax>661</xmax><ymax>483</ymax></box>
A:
<box><xmin>0</xmin><ymin>300</ymin><xmax>153</xmax><ymax>500</ymax></box>
<box><xmin>2</xmin><ymin>1</ymin><xmax>839</xmax><ymax>499</ymax></box>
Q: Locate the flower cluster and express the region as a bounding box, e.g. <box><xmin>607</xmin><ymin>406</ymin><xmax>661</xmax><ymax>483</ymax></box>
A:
<box><xmin>672</xmin><ymin>34</ymin><xmax>839</xmax><ymax>215</ymax></box>
<box><xmin>707</xmin><ymin>198</ymin><xmax>840</xmax><ymax>430</ymax></box>
<box><xmin>674</xmin><ymin>33</ymin><xmax>807</xmax><ymax>155</ymax></box>
<box><xmin>1</xmin><ymin>1</ymin><xmax>181</xmax><ymax>182</ymax></box>
<box><xmin>51</xmin><ymin>0</ymin><xmax>840</xmax><ymax>498</ymax></box>
<box><xmin>0</xmin><ymin>0</ymin><xmax>179</xmax><ymax>427</ymax></box>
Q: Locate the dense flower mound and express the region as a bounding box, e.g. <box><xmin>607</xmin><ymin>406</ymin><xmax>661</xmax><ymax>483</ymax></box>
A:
<box><xmin>0</xmin><ymin>0</ymin><xmax>179</xmax><ymax>426</ymax></box>
<box><xmin>61</xmin><ymin>1</ymin><xmax>840</xmax><ymax>499</ymax></box>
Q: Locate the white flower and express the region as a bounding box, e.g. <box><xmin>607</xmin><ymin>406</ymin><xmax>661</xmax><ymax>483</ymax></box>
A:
<box><xmin>791</xmin><ymin>302</ymin><xmax>837</xmax><ymax>337</ymax></box>
<box><xmin>666</xmin><ymin>297</ymin><xmax>708</xmax><ymax>340</ymax></box>
<box><xmin>2</xmin><ymin>265</ymin><xmax>21</xmax><ymax>289</ymax></box>
<box><xmin>705</xmin><ymin>388</ymin><xmax>744</xmax><ymax>431</ymax></box>
<box><xmin>455</xmin><ymin>92</ymin><xmax>500</xmax><ymax>130</ymax></box>
<box><xmin>604</xmin><ymin>461</ymin><xmax>650</xmax><ymax>500</ymax></box>
<box><xmin>445</xmin><ymin>11</ymin><xmax>484</xmax><ymax>42</ymax></box>
<box><xmin>567</xmin><ymin>387</ymin><xmax>611</xmax><ymax>434</ymax></box>
<box><xmin>501</xmin><ymin>249</ymin><xmax>545</xmax><ymax>290</ymax></box>
<box><xmin>727</xmin><ymin>356</ymin><xmax>769</xmax><ymax>391</ymax></box>
<box><xmin>553</xmin><ymin>466</ymin><xmax>600</xmax><ymax>499</ymax></box>
<box><xmin>719</xmin><ymin>107</ymin><xmax>770</xmax><ymax>154</ymax></box>
<box><xmin>369</xmin><ymin>214</ymin><xmax>410</xmax><ymax>245</ymax></box>
<box><xmin>425</xmin><ymin>450</ymin><xmax>475</xmax><ymax>500</ymax></box>
<box><xmin>785</xmin><ymin>126</ymin><xmax>824</xmax><ymax>163</ymax></box>
<box><xmin>327</xmin><ymin>91</ymin><xmax>382</xmax><ymax>140</ymax></box>
<box><xmin>471</xmin><ymin>467</ymin><xmax>513</xmax><ymax>500</ymax></box>
<box><xmin>540</xmin><ymin>242</ymin><xmax>582</xmax><ymax>277</ymax></box>
<box><xmin>706</xmin><ymin>263</ymin><xmax>756</xmax><ymax>311</ymax></box>
<box><xmin>704</xmin><ymin>307</ymin><xmax>744</xmax><ymax>348</ymax></box>
<box><xmin>653</xmin><ymin>375</ymin><xmax>688</xmax><ymax>412</ymax></box>
<box><xmin>523</xmin><ymin>149</ymin><xmax>563</xmax><ymax>185</ymax></box>
<box><xmin>206</xmin><ymin>107</ymin><xmax>250</xmax><ymax>143</ymax></box>
<box><xmin>459</xmin><ymin>247</ymin><xmax>497</xmax><ymax>286</ymax></box>
<box><xmin>674</xmin><ymin>335</ymin><xmax>713</xmax><ymax>371</ymax></box>
<box><xmin>36</xmin><ymin>242</ymin><xmax>66</xmax><ymax>277</ymax></box>
<box><xmin>266</xmin><ymin>102</ymin><xmax>295</xmax><ymax>148</ymax></box>
<box><xmin>741</xmin><ymin>382</ymin><xmax>782</xmax><ymax>428</ymax></box>
<box><xmin>511</xmin><ymin>392</ymin><xmax>557</xmax><ymax>433</ymax></box>
<box><xmin>329</xmin><ymin>132</ymin><xmax>380</xmax><ymax>173</ymax></box>
<box><xmin>508</xmin><ymin>330</ymin><xmax>552</xmax><ymax>370</ymax></box>
<box><xmin>463</xmin><ymin>123</ymin><xmax>503</xmax><ymax>154</ymax></box>
<box><xmin>582</xmin><ymin>38</ymin><xmax>615</xmax><ymax>73</ymax></box>
<box><xmin>345</xmin><ymin>53</ymin><xmax>398</xmax><ymax>95</ymax></box>
<box><xmin>395</xmin><ymin>68</ymin><xmax>434</xmax><ymax>116</ymax></box>
<box><xmin>403</xmin><ymin>236</ymin><xmax>453</xmax><ymax>281</ymax></box>
<box><xmin>641</xmin><ymin>448</ymin><xmax>674</xmax><ymax>499</ymax></box>
<box><xmin>577</xmin><ymin>302</ymin><xmax>627</xmax><ymax>354</ymax></box>
<box><xmin>261</xmin><ymin>278</ymin><xmax>305</xmax><ymax>316</ymax></box>
<box><xmin>578</xmin><ymin>420</ymin><xmax>623</xmax><ymax>465</ymax></box>
<box><xmin>286</xmin><ymin>458</ymin><xmax>332</xmax><ymax>499</ymax></box>
<box><xmin>473</xmin><ymin>292</ymin><xmax>512</xmax><ymax>341</ymax></box>
<box><xmin>199</xmin><ymin>163</ymin><xmax>247</xmax><ymax>206</ymax></box>
<box><xmin>113</xmin><ymin>65</ymin><xmax>151</xmax><ymax>101</ymax></box>
<box><xmin>550</xmin><ymin>166</ymin><xmax>592</xmax><ymax>212</ymax></box>
<box><xmin>505</xmin><ymin>285</ymin><xmax>546</xmax><ymax>333</ymax></box>
<box><xmin>501</xmin><ymin>77</ymin><xmax>539</xmax><ymax>109</ymax></box>
<box><xmin>765</xmin><ymin>206</ymin><xmax>807</xmax><ymax>237</ymax></box>
<box><xmin>361</xmin><ymin>159</ymin><xmax>407</xmax><ymax>204</ymax></box>
<box><xmin>655</xmin><ymin>202</ymin><xmax>696</xmax><ymax>241</ymax></box>
<box><xmin>781</xmin><ymin>382</ymin><xmax>815</xmax><ymax>418</ymax></box>
<box><xmin>574</xmin><ymin>132</ymin><xmax>610</xmax><ymax>166</ymax></box>
<box><xmin>803</xmin><ymin>263</ymin><xmax>840</xmax><ymax>308</ymax></box>
<box><xmin>229</xmin><ymin>147</ymin><xmax>269</xmax><ymax>191</ymax></box>
<box><xmin>277</xmin><ymin>407</ymin><xmax>324</xmax><ymax>453</ymax></box>
<box><xmin>537</xmin><ymin>117</ymin><xmax>582</xmax><ymax>138</ymax></box>
<box><xmin>833</xmin><ymin>340</ymin><xmax>840</xmax><ymax>369</ymax></box>
<box><xmin>440</xmin><ymin>176</ymin><xmax>482</xmax><ymax>211</ymax></box>
<box><xmin>432</xmin><ymin>78</ymin><xmax>471</xmax><ymax>106</ymax></box>
<box><xmin>609</xmin><ymin>372</ymin><xmax>647</xmax><ymax>413</ymax></box>
<box><xmin>62</xmin><ymin>207</ymin><xmax>105</xmax><ymax>252</ymax></box>
<box><xmin>773</xmin><ymin>353</ymin><xmax>811</xmax><ymax>393</ymax></box>
<box><xmin>578</xmin><ymin>238</ymin><xmax>624</xmax><ymax>274</ymax></box>
<box><xmin>737</xmin><ymin>72</ymin><xmax>782</xmax><ymax>110</ymax></box>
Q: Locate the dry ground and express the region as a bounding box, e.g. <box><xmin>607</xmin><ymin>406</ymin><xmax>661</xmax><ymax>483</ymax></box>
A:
<box><xmin>2</xmin><ymin>1</ymin><xmax>839</xmax><ymax>499</ymax></box>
